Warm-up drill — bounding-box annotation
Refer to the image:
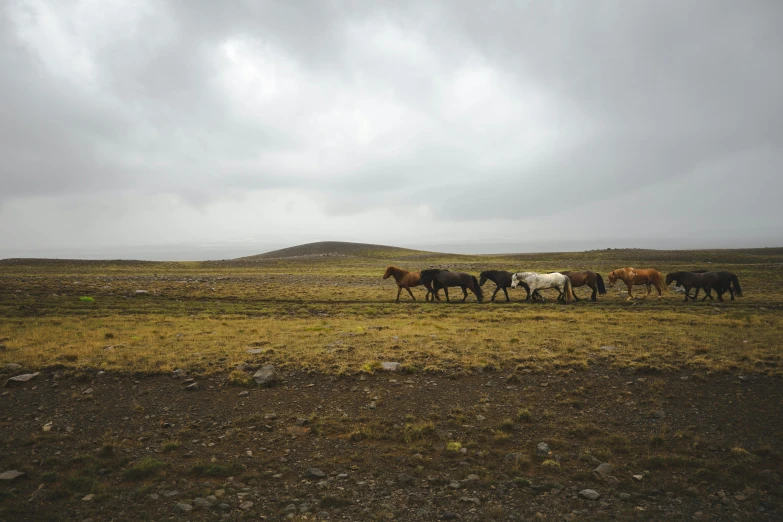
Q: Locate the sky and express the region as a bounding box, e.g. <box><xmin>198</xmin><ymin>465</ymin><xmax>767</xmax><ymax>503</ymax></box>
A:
<box><xmin>1</xmin><ymin>0</ymin><xmax>782</xmax><ymax>260</ymax></box>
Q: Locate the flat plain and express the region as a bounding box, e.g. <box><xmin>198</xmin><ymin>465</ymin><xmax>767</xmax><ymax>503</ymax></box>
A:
<box><xmin>1</xmin><ymin>244</ymin><xmax>782</xmax><ymax>521</ymax></box>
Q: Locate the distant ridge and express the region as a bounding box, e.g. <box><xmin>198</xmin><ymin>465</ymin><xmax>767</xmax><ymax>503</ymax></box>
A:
<box><xmin>236</xmin><ymin>241</ymin><xmax>430</xmax><ymax>260</ymax></box>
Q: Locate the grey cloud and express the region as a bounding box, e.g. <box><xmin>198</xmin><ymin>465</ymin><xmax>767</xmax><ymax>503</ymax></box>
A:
<box><xmin>0</xmin><ymin>0</ymin><xmax>781</xmax><ymax>256</ymax></box>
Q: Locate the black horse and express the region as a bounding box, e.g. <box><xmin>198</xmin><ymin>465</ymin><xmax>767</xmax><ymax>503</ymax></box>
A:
<box><xmin>693</xmin><ymin>270</ymin><xmax>743</xmax><ymax>300</ymax></box>
<box><xmin>665</xmin><ymin>271</ymin><xmax>721</xmax><ymax>302</ymax></box>
<box><xmin>421</xmin><ymin>269</ymin><xmax>483</xmax><ymax>303</ymax></box>
<box><xmin>479</xmin><ymin>270</ymin><xmax>539</xmax><ymax>302</ymax></box>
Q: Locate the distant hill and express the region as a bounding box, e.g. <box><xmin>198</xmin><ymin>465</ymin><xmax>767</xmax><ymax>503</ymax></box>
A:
<box><xmin>235</xmin><ymin>241</ymin><xmax>432</xmax><ymax>260</ymax></box>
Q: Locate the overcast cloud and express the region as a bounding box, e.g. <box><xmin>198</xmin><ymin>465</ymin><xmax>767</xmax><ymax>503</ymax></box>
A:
<box><xmin>1</xmin><ymin>0</ymin><xmax>781</xmax><ymax>259</ymax></box>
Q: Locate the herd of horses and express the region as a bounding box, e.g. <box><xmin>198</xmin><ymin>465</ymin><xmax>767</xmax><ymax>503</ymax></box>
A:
<box><xmin>382</xmin><ymin>265</ymin><xmax>743</xmax><ymax>304</ymax></box>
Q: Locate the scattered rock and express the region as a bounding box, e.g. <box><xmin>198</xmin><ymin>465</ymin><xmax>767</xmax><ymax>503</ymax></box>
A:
<box><xmin>593</xmin><ymin>462</ymin><xmax>613</xmax><ymax>480</ymax></box>
<box><xmin>619</xmin><ymin>492</ymin><xmax>631</xmax><ymax>500</ymax></box>
<box><xmin>579</xmin><ymin>489</ymin><xmax>601</xmax><ymax>501</ymax></box>
<box><xmin>239</xmin><ymin>500</ymin><xmax>254</xmax><ymax>510</ymax></box>
<box><xmin>536</xmin><ymin>442</ymin><xmax>552</xmax><ymax>457</ymax></box>
<box><xmin>0</xmin><ymin>470</ymin><xmax>26</xmax><ymax>481</ymax></box>
<box><xmin>599</xmin><ymin>345</ymin><xmax>616</xmax><ymax>351</ymax></box>
<box><xmin>632</xmin><ymin>474</ymin><xmax>644</xmax><ymax>482</ymax></box>
<box><xmin>397</xmin><ymin>473</ymin><xmax>414</xmax><ymax>485</ymax></box>
<box><xmin>651</xmin><ymin>410</ymin><xmax>666</xmax><ymax>420</ymax></box>
<box><xmin>82</xmin><ymin>494</ymin><xmax>95</xmax><ymax>501</ymax></box>
<box><xmin>172</xmin><ymin>369</ymin><xmax>187</xmax><ymax>378</ymax></box>
<box><xmin>246</xmin><ymin>349</ymin><xmax>264</xmax><ymax>355</ymax></box>
<box><xmin>186</xmin><ymin>382</ymin><xmax>200</xmax><ymax>391</ymax></box>
<box><xmin>4</xmin><ymin>372</ymin><xmax>40</xmax><ymax>387</ymax></box>
<box><xmin>381</xmin><ymin>362</ymin><xmax>401</xmax><ymax>371</ymax></box>
<box><xmin>308</xmin><ymin>468</ymin><xmax>327</xmax><ymax>479</ymax></box>
<box><xmin>193</xmin><ymin>497</ymin><xmax>212</xmax><ymax>508</ymax></box>
<box><xmin>460</xmin><ymin>497</ymin><xmax>480</xmax><ymax>505</ymax></box>
<box><xmin>135</xmin><ymin>290</ymin><xmax>149</xmax><ymax>294</ymax></box>
<box><xmin>174</xmin><ymin>503</ymin><xmax>193</xmax><ymax>512</ymax></box>
<box><xmin>253</xmin><ymin>365</ymin><xmax>277</xmax><ymax>386</ymax></box>
<box><xmin>237</xmin><ymin>391</ymin><xmax>249</xmax><ymax>397</ymax></box>
<box><xmin>5</xmin><ymin>363</ymin><xmax>22</xmax><ymax>372</ymax></box>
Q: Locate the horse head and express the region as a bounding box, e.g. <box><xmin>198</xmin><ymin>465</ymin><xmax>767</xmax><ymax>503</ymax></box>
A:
<box><xmin>665</xmin><ymin>272</ymin><xmax>677</xmax><ymax>286</ymax></box>
<box><xmin>607</xmin><ymin>271</ymin><xmax>617</xmax><ymax>287</ymax></box>
<box><xmin>479</xmin><ymin>272</ymin><xmax>488</xmax><ymax>286</ymax></box>
<box><xmin>510</xmin><ymin>273</ymin><xmax>520</xmax><ymax>288</ymax></box>
<box><xmin>382</xmin><ymin>266</ymin><xmax>395</xmax><ymax>279</ymax></box>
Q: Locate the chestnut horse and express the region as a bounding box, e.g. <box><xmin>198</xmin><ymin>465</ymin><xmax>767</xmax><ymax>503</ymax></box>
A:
<box><xmin>382</xmin><ymin>266</ymin><xmax>435</xmax><ymax>302</ymax></box>
<box><xmin>559</xmin><ymin>270</ymin><xmax>606</xmax><ymax>302</ymax></box>
<box><xmin>607</xmin><ymin>267</ymin><xmax>667</xmax><ymax>301</ymax></box>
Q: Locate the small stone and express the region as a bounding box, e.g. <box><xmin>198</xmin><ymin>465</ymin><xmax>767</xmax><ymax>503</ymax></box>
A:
<box><xmin>246</xmin><ymin>348</ymin><xmax>264</xmax><ymax>354</ymax></box>
<box><xmin>536</xmin><ymin>442</ymin><xmax>552</xmax><ymax>457</ymax></box>
<box><xmin>150</xmin><ymin>493</ymin><xmax>159</xmax><ymax>500</ymax></box>
<box><xmin>186</xmin><ymin>382</ymin><xmax>200</xmax><ymax>391</ymax></box>
<box><xmin>599</xmin><ymin>345</ymin><xmax>616</xmax><ymax>351</ymax></box>
<box><xmin>174</xmin><ymin>503</ymin><xmax>193</xmax><ymax>512</ymax></box>
<box><xmin>135</xmin><ymin>289</ymin><xmax>149</xmax><ymax>294</ymax></box>
<box><xmin>448</xmin><ymin>480</ymin><xmax>461</xmax><ymax>489</ymax></box>
<box><xmin>619</xmin><ymin>492</ymin><xmax>631</xmax><ymax>500</ymax></box>
<box><xmin>4</xmin><ymin>372</ymin><xmax>40</xmax><ymax>387</ymax></box>
<box><xmin>5</xmin><ymin>363</ymin><xmax>22</xmax><ymax>372</ymax></box>
<box><xmin>651</xmin><ymin>410</ymin><xmax>666</xmax><ymax>420</ymax></box>
<box><xmin>0</xmin><ymin>470</ymin><xmax>25</xmax><ymax>481</ymax></box>
<box><xmin>381</xmin><ymin>362</ymin><xmax>401</xmax><ymax>371</ymax></box>
<box><xmin>593</xmin><ymin>463</ymin><xmax>613</xmax><ymax>480</ymax></box>
<box><xmin>460</xmin><ymin>497</ymin><xmax>480</xmax><ymax>505</ymax></box>
<box><xmin>253</xmin><ymin>365</ymin><xmax>277</xmax><ymax>386</ymax></box>
<box><xmin>172</xmin><ymin>369</ymin><xmax>187</xmax><ymax>378</ymax></box>
<box><xmin>284</xmin><ymin>504</ymin><xmax>297</xmax><ymax>513</ymax></box>
<box><xmin>317</xmin><ymin>511</ymin><xmax>330</xmax><ymax>520</ymax></box>
<box><xmin>82</xmin><ymin>494</ymin><xmax>95</xmax><ymax>501</ymax></box>
<box><xmin>308</xmin><ymin>468</ymin><xmax>327</xmax><ymax>479</ymax></box>
<box><xmin>239</xmin><ymin>501</ymin><xmax>254</xmax><ymax>510</ymax></box>
<box><xmin>193</xmin><ymin>497</ymin><xmax>212</xmax><ymax>507</ymax></box>
<box><xmin>475</xmin><ymin>415</ymin><xmax>486</xmax><ymax>422</ymax></box>
<box><xmin>579</xmin><ymin>489</ymin><xmax>600</xmax><ymax>501</ymax></box>
<box><xmin>397</xmin><ymin>473</ymin><xmax>414</xmax><ymax>485</ymax></box>
<box><xmin>238</xmin><ymin>391</ymin><xmax>249</xmax><ymax>397</ymax></box>
<box><xmin>632</xmin><ymin>474</ymin><xmax>643</xmax><ymax>481</ymax></box>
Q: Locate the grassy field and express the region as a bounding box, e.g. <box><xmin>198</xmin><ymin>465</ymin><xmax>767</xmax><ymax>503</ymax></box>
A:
<box><xmin>1</xmin><ymin>246</ymin><xmax>781</xmax><ymax>378</ymax></box>
<box><xmin>2</xmin><ymin>245</ymin><xmax>782</xmax><ymax>521</ymax></box>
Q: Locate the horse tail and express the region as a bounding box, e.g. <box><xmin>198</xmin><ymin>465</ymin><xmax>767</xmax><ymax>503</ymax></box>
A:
<box><xmin>657</xmin><ymin>271</ymin><xmax>668</xmax><ymax>293</ymax></box>
<box><xmin>565</xmin><ymin>277</ymin><xmax>574</xmax><ymax>302</ymax></box>
<box><xmin>471</xmin><ymin>275</ymin><xmax>484</xmax><ymax>302</ymax></box>
<box><xmin>731</xmin><ymin>274</ymin><xmax>743</xmax><ymax>297</ymax></box>
<box><xmin>596</xmin><ymin>273</ymin><xmax>606</xmax><ymax>295</ymax></box>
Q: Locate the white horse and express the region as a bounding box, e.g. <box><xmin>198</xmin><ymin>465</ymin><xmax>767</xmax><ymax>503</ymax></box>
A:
<box><xmin>511</xmin><ymin>272</ymin><xmax>574</xmax><ymax>303</ymax></box>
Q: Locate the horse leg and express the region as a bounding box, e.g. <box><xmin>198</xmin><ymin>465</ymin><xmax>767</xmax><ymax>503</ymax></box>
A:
<box><xmin>626</xmin><ymin>284</ymin><xmax>634</xmax><ymax>301</ymax></box>
<box><xmin>395</xmin><ymin>286</ymin><xmax>402</xmax><ymax>303</ymax></box>
<box><xmin>405</xmin><ymin>287</ymin><xmax>416</xmax><ymax>301</ymax></box>
<box><xmin>443</xmin><ymin>287</ymin><xmax>450</xmax><ymax>303</ymax></box>
<box><xmin>491</xmin><ymin>285</ymin><xmax>500</xmax><ymax>302</ymax></box>
<box><xmin>644</xmin><ymin>284</ymin><xmax>651</xmax><ymax>299</ymax></box>
<box><xmin>684</xmin><ymin>285</ymin><xmax>693</xmax><ymax>301</ymax></box>
<box><xmin>590</xmin><ymin>283</ymin><xmax>597</xmax><ymax>302</ymax></box>
<box><xmin>461</xmin><ymin>286</ymin><xmax>468</xmax><ymax>303</ymax></box>
<box><xmin>572</xmin><ymin>286</ymin><xmax>581</xmax><ymax>302</ymax></box>
<box><xmin>502</xmin><ymin>287</ymin><xmax>510</xmax><ymax>302</ymax></box>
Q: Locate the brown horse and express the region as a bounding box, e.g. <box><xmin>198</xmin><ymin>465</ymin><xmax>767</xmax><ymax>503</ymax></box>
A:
<box><xmin>607</xmin><ymin>267</ymin><xmax>667</xmax><ymax>301</ymax></box>
<box><xmin>559</xmin><ymin>271</ymin><xmax>606</xmax><ymax>302</ymax></box>
<box><xmin>382</xmin><ymin>266</ymin><xmax>435</xmax><ymax>302</ymax></box>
